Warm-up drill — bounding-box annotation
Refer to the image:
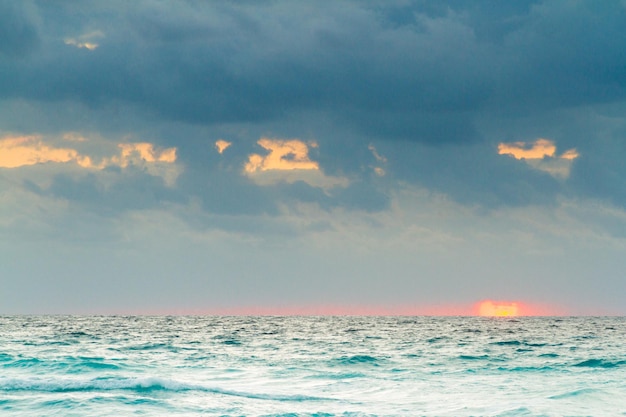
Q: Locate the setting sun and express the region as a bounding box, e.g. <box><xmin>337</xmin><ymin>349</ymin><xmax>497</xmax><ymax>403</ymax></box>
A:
<box><xmin>477</xmin><ymin>300</ymin><xmax>520</xmax><ymax>317</ymax></box>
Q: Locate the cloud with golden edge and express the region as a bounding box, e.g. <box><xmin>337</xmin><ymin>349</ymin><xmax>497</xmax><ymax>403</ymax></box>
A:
<box><xmin>215</xmin><ymin>139</ymin><xmax>231</xmax><ymax>154</ymax></box>
<box><xmin>498</xmin><ymin>138</ymin><xmax>579</xmax><ymax>179</ymax></box>
<box><xmin>0</xmin><ymin>135</ymin><xmax>180</xmax><ymax>186</ymax></box>
<box><xmin>245</xmin><ymin>138</ymin><xmax>319</xmax><ymax>173</ymax></box>
<box><xmin>109</xmin><ymin>143</ymin><xmax>177</xmax><ymax>166</ymax></box>
<box><xmin>0</xmin><ymin>135</ymin><xmax>92</xmax><ymax>168</ymax></box>
<box><xmin>244</xmin><ymin>137</ymin><xmax>348</xmax><ymax>189</ymax></box>
<box><xmin>99</xmin><ymin>143</ymin><xmax>179</xmax><ymax>186</ymax></box>
<box><xmin>561</xmin><ymin>149</ymin><xmax>579</xmax><ymax>160</ymax></box>
<box><xmin>64</xmin><ymin>30</ymin><xmax>104</xmax><ymax>50</ymax></box>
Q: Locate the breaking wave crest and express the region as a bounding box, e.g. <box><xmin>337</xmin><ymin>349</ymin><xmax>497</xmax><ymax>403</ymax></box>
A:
<box><xmin>0</xmin><ymin>376</ymin><xmax>329</xmax><ymax>402</ymax></box>
<box><xmin>572</xmin><ymin>359</ymin><xmax>626</xmax><ymax>369</ymax></box>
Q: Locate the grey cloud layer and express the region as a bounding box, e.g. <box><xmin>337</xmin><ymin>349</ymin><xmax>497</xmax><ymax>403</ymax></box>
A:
<box><xmin>7</xmin><ymin>1</ymin><xmax>623</xmax><ymax>126</ymax></box>
<box><xmin>2</xmin><ymin>0</ymin><xmax>626</xmax><ymax>215</ymax></box>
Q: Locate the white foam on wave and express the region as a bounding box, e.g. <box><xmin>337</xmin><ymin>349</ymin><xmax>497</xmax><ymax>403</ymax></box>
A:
<box><xmin>0</xmin><ymin>376</ymin><xmax>329</xmax><ymax>402</ymax></box>
<box><xmin>1</xmin><ymin>316</ymin><xmax>625</xmax><ymax>415</ymax></box>
<box><xmin>0</xmin><ymin>376</ymin><xmax>188</xmax><ymax>392</ymax></box>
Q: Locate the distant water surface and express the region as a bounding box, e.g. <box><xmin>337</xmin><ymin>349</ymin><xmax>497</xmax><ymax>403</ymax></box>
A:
<box><xmin>0</xmin><ymin>316</ymin><xmax>625</xmax><ymax>416</ymax></box>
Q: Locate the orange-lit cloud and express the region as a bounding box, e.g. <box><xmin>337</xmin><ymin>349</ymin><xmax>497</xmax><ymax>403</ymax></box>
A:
<box><xmin>560</xmin><ymin>149</ymin><xmax>579</xmax><ymax>160</ymax></box>
<box><xmin>244</xmin><ymin>137</ymin><xmax>348</xmax><ymax>189</ymax></box>
<box><xmin>215</xmin><ymin>139</ymin><xmax>231</xmax><ymax>154</ymax></box>
<box><xmin>0</xmin><ymin>135</ymin><xmax>179</xmax><ymax>185</ymax></box>
<box><xmin>245</xmin><ymin>138</ymin><xmax>319</xmax><ymax>173</ymax></box>
<box><xmin>96</xmin><ymin>143</ymin><xmax>179</xmax><ymax>186</ymax></box>
<box><xmin>64</xmin><ymin>30</ymin><xmax>104</xmax><ymax>50</ymax></box>
<box><xmin>111</xmin><ymin>143</ymin><xmax>177</xmax><ymax>166</ymax></box>
<box><xmin>498</xmin><ymin>138</ymin><xmax>556</xmax><ymax>159</ymax></box>
<box><xmin>498</xmin><ymin>138</ymin><xmax>579</xmax><ymax>179</ymax></box>
<box><xmin>0</xmin><ymin>135</ymin><xmax>92</xmax><ymax>168</ymax></box>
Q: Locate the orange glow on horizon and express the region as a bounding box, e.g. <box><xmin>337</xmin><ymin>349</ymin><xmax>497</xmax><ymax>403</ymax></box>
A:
<box><xmin>167</xmin><ymin>303</ymin><xmax>479</xmax><ymax>316</ymax></box>
<box><xmin>115</xmin><ymin>301</ymin><xmax>570</xmax><ymax>316</ymax></box>
<box><xmin>477</xmin><ymin>300</ymin><xmax>521</xmax><ymax>317</ymax></box>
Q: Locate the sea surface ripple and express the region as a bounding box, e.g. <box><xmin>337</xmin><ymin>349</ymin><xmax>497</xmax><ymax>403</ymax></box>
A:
<box><xmin>0</xmin><ymin>316</ymin><xmax>625</xmax><ymax>416</ymax></box>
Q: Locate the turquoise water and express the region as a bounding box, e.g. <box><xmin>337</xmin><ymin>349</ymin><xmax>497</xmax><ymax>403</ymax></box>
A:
<box><xmin>1</xmin><ymin>316</ymin><xmax>625</xmax><ymax>416</ymax></box>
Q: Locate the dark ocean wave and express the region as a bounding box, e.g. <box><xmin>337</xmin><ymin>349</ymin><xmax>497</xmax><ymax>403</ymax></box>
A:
<box><xmin>0</xmin><ymin>377</ymin><xmax>332</xmax><ymax>402</ymax></box>
<box><xmin>538</xmin><ymin>353</ymin><xmax>559</xmax><ymax>358</ymax></box>
<box><xmin>491</xmin><ymin>340</ymin><xmax>522</xmax><ymax>346</ymax></box>
<box><xmin>123</xmin><ymin>342</ymin><xmax>173</xmax><ymax>351</ymax></box>
<box><xmin>572</xmin><ymin>359</ymin><xmax>626</xmax><ymax>368</ymax></box>
<box><xmin>331</xmin><ymin>355</ymin><xmax>381</xmax><ymax>366</ymax></box>
<box><xmin>5</xmin><ymin>358</ymin><xmax>43</xmax><ymax>368</ymax></box>
<box><xmin>458</xmin><ymin>355</ymin><xmax>489</xmax><ymax>360</ymax></box>
<box><xmin>3</xmin><ymin>357</ymin><xmax>123</xmax><ymax>372</ymax></box>
<box><xmin>548</xmin><ymin>387</ymin><xmax>599</xmax><ymax>399</ymax></box>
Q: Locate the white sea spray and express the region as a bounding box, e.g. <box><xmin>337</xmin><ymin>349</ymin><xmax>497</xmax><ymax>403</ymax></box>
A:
<box><xmin>0</xmin><ymin>316</ymin><xmax>624</xmax><ymax>416</ymax></box>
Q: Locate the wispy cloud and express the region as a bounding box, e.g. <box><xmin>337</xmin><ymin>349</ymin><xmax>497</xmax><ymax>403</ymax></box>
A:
<box><xmin>368</xmin><ymin>144</ymin><xmax>387</xmax><ymax>177</ymax></box>
<box><xmin>64</xmin><ymin>30</ymin><xmax>104</xmax><ymax>50</ymax></box>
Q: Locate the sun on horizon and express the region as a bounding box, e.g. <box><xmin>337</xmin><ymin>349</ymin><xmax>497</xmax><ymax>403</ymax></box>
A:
<box><xmin>477</xmin><ymin>300</ymin><xmax>520</xmax><ymax>317</ymax></box>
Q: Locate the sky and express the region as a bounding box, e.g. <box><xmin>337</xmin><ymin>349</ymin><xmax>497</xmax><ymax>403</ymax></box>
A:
<box><xmin>1</xmin><ymin>0</ymin><xmax>626</xmax><ymax>315</ymax></box>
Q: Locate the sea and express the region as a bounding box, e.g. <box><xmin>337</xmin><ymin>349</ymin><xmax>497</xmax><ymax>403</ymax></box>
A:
<box><xmin>0</xmin><ymin>316</ymin><xmax>625</xmax><ymax>416</ymax></box>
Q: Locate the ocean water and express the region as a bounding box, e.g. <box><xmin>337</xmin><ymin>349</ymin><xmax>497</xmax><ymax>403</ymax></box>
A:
<box><xmin>0</xmin><ymin>316</ymin><xmax>625</xmax><ymax>416</ymax></box>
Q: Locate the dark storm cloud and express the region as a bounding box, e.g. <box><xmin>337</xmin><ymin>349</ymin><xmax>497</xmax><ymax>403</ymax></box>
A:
<box><xmin>569</xmin><ymin>132</ymin><xmax>626</xmax><ymax>208</ymax></box>
<box><xmin>2</xmin><ymin>0</ymin><xmax>626</xmax><ymax>214</ymax></box>
<box><xmin>0</xmin><ymin>1</ymin><xmax>40</xmax><ymax>58</ymax></box>
<box><xmin>9</xmin><ymin>0</ymin><xmax>620</xmax><ymax>137</ymax></box>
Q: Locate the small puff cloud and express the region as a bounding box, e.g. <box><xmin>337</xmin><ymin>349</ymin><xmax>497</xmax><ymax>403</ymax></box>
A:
<box><xmin>215</xmin><ymin>139</ymin><xmax>231</xmax><ymax>154</ymax></box>
<box><xmin>498</xmin><ymin>138</ymin><xmax>579</xmax><ymax>179</ymax></box>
